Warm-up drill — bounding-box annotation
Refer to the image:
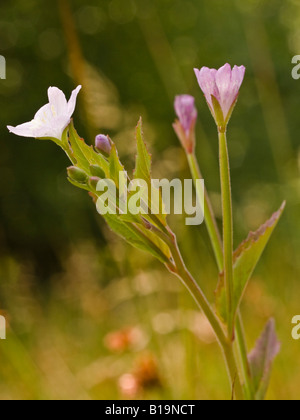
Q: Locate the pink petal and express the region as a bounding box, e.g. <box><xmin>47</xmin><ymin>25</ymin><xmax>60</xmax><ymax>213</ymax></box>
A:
<box><xmin>194</xmin><ymin>67</ymin><xmax>219</xmax><ymax>108</ymax></box>
<box><xmin>216</xmin><ymin>63</ymin><xmax>233</xmax><ymax>118</ymax></box>
<box><xmin>231</xmin><ymin>65</ymin><xmax>246</xmax><ymax>94</ymax></box>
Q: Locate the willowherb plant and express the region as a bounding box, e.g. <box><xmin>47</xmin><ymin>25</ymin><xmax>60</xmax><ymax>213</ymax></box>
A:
<box><xmin>8</xmin><ymin>63</ymin><xmax>285</xmax><ymax>400</ymax></box>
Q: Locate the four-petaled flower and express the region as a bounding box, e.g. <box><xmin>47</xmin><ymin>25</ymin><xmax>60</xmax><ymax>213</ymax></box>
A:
<box><xmin>173</xmin><ymin>95</ymin><xmax>198</xmax><ymax>154</ymax></box>
<box><xmin>194</xmin><ymin>64</ymin><xmax>245</xmax><ymax>127</ymax></box>
<box><xmin>7</xmin><ymin>85</ymin><xmax>82</xmax><ymax>141</ymax></box>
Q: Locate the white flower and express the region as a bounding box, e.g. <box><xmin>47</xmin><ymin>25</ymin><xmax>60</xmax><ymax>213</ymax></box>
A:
<box><xmin>7</xmin><ymin>85</ymin><xmax>82</xmax><ymax>141</ymax></box>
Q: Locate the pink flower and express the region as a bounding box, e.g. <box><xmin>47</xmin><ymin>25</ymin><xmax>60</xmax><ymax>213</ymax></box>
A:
<box><xmin>7</xmin><ymin>86</ymin><xmax>82</xmax><ymax>141</ymax></box>
<box><xmin>194</xmin><ymin>64</ymin><xmax>245</xmax><ymax>126</ymax></box>
<box><xmin>173</xmin><ymin>95</ymin><xmax>197</xmax><ymax>154</ymax></box>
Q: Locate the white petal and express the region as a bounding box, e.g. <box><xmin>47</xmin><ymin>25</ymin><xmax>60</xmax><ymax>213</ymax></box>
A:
<box><xmin>48</xmin><ymin>87</ymin><xmax>68</xmax><ymax>117</ymax></box>
<box><xmin>46</xmin><ymin>115</ymin><xmax>71</xmax><ymax>140</ymax></box>
<box><xmin>7</xmin><ymin>121</ymin><xmax>40</xmax><ymax>138</ymax></box>
<box><xmin>67</xmin><ymin>85</ymin><xmax>82</xmax><ymax>116</ymax></box>
<box><xmin>34</xmin><ymin>103</ymin><xmax>53</xmax><ymax>123</ymax></box>
<box><xmin>8</xmin><ymin>86</ymin><xmax>82</xmax><ymax>141</ymax></box>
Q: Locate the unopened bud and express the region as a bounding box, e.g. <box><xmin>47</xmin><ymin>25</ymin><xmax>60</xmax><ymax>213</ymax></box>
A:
<box><xmin>90</xmin><ymin>165</ymin><xmax>106</xmax><ymax>179</ymax></box>
<box><xmin>95</xmin><ymin>134</ymin><xmax>112</xmax><ymax>156</ymax></box>
<box><xmin>67</xmin><ymin>166</ymin><xmax>88</xmax><ymax>184</ymax></box>
<box><xmin>173</xmin><ymin>95</ymin><xmax>197</xmax><ymax>154</ymax></box>
<box><xmin>88</xmin><ymin>176</ymin><xmax>101</xmax><ymax>191</ymax></box>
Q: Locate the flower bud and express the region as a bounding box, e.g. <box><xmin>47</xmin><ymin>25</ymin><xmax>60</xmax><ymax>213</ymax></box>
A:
<box><xmin>67</xmin><ymin>166</ymin><xmax>88</xmax><ymax>184</ymax></box>
<box><xmin>173</xmin><ymin>95</ymin><xmax>197</xmax><ymax>154</ymax></box>
<box><xmin>95</xmin><ymin>134</ymin><xmax>112</xmax><ymax>156</ymax></box>
<box><xmin>88</xmin><ymin>176</ymin><xmax>101</xmax><ymax>191</ymax></box>
<box><xmin>90</xmin><ymin>165</ymin><xmax>106</xmax><ymax>179</ymax></box>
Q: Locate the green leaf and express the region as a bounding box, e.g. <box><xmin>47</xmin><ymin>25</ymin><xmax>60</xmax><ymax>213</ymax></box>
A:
<box><xmin>65</xmin><ymin>120</ymin><xmax>172</xmax><ymax>264</ymax></box>
<box><xmin>118</xmin><ymin>213</ymin><xmax>143</xmax><ymax>224</ymax></box>
<box><xmin>142</xmin><ymin>225</ymin><xmax>172</xmax><ymax>262</ymax></box>
<box><xmin>134</xmin><ymin>118</ymin><xmax>167</xmax><ymax>226</ymax></box>
<box><xmin>103</xmin><ymin>214</ymin><xmax>171</xmax><ymax>264</ymax></box>
<box><xmin>134</xmin><ymin>118</ymin><xmax>152</xmax><ymax>184</ymax></box>
<box><xmin>67</xmin><ymin>121</ymin><xmax>110</xmax><ymax>177</ymax></box>
<box><xmin>215</xmin><ymin>202</ymin><xmax>286</xmax><ymax>323</ymax></box>
<box><xmin>109</xmin><ymin>143</ymin><xmax>127</xmax><ymax>190</ymax></box>
<box><xmin>248</xmin><ymin>319</ymin><xmax>281</xmax><ymax>400</ymax></box>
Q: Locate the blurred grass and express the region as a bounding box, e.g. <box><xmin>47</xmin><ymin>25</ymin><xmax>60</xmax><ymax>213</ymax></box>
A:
<box><xmin>0</xmin><ymin>0</ymin><xmax>300</xmax><ymax>400</ymax></box>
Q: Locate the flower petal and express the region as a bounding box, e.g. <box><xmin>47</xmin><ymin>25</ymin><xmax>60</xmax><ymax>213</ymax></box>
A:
<box><xmin>216</xmin><ymin>64</ymin><xmax>232</xmax><ymax>94</ymax></box>
<box><xmin>7</xmin><ymin>85</ymin><xmax>82</xmax><ymax>141</ymax></box>
<box><xmin>195</xmin><ymin>63</ymin><xmax>246</xmax><ymax>124</ymax></box>
<box><xmin>216</xmin><ymin>63</ymin><xmax>233</xmax><ymax>118</ymax></box>
<box><xmin>67</xmin><ymin>85</ymin><xmax>82</xmax><ymax>116</ymax></box>
<box><xmin>7</xmin><ymin>121</ymin><xmax>40</xmax><ymax>138</ymax></box>
<box><xmin>44</xmin><ymin>114</ymin><xmax>72</xmax><ymax>139</ymax></box>
<box><xmin>7</xmin><ymin>120</ymin><xmax>53</xmax><ymax>138</ymax></box>
<box><xmin>194</xmin><ymin>67</ymin><xmax>219</xmax><ymax>109</ymax></box>
<box><xmin>48</xmin><ymin>87</ymin><xmax>68</xmax><ymax>117</ymax></box>
<box><xmin>34</xmin><ymin>103</ymin><xmax>53</xmax><ymax>123</ymax></box>
<box><xmin>231</xmin><ymin>65</ymin><xmax>246</xmax><ymax>95</ymax></box>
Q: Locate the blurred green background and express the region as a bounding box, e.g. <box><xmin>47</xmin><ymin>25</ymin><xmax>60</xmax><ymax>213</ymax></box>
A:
<box><xmin>0</xmin><ymin>0</ymin><xmax>300</xmax><ymax>400</ymax></box>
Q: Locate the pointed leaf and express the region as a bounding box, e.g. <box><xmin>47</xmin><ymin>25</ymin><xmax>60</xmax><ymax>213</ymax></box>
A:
<box><xmin>103</xmin><ymin>214</ymin><xmax>171</xmax><ymax>264</ymax></box>
<box><xmin>109</xmin><ymin>143</ymin><xmax>127</xmax><ymax>190</ymax></box>
<box><xmin>134</xmin><ymin>118</ymin><xmax>167</xmax><ymax>225</ymax></box>
<box><xmin>67</xmin><ymin>121</ymin><xmax>110</xmax><ymax>177</ymax></box>
<box><xmin>216</xmin><ymin>202</ymin><xmax>285</xmax><ymax>323</ymax></box>
<box><xmin>65</xmin><ymin>120</ymin><xmax>172</xmax><ymax>264</ymax></box>
<box><xmin>248</xmin><ymin>319</ymin><xmax>281</xmax><ymax>400</ymax></box>
<box><xmin>134</xmin><ymin>118</ymin><xmax>152</xmax><ymax>185</ymax></box>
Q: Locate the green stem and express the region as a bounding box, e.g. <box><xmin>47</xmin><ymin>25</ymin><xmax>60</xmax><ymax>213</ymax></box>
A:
<box><xmin>185</xmin><ymin>142</ymin><xmax>254</xmax><ymax>399</ymax></box>
<box><xmin>219</xmin><ymin>129</ymin><xmax>234</xmax><ymax>340</ymax></box>
<box><xmin>166</xmin><ymin>234</ymin><xmax>244</xmax><ymax>400</ymax></box>
<box><xmin>187</xmin><ymin>153</ymin><xmax>223</xmax><ymax>273</ymax></box>
<box><xmin>187</xmin><ymin>150</ymin><xmax>254</xmax><ymax>399</ymax></box>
